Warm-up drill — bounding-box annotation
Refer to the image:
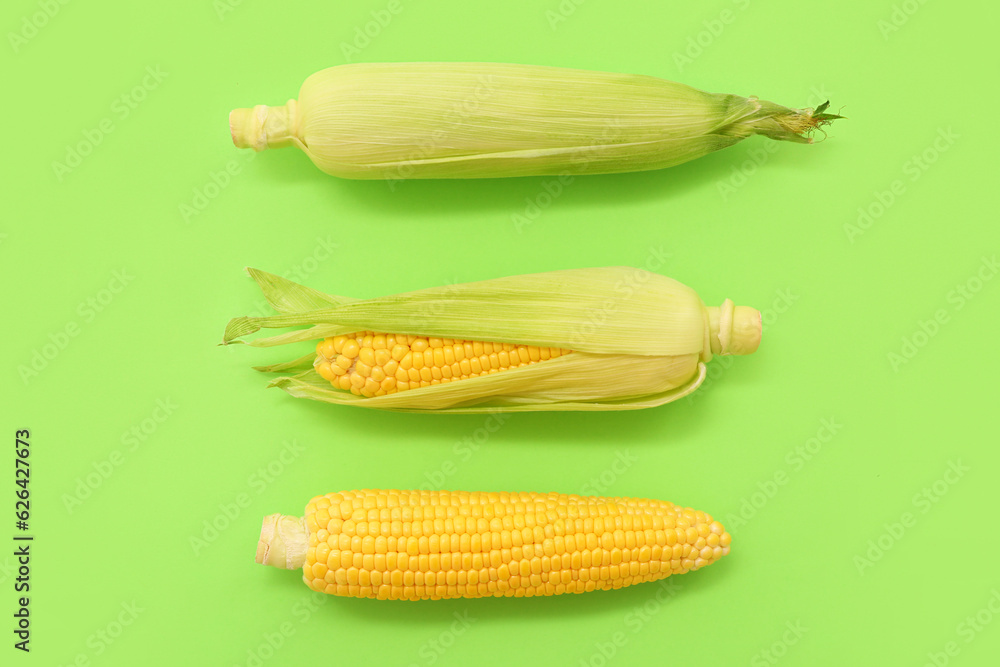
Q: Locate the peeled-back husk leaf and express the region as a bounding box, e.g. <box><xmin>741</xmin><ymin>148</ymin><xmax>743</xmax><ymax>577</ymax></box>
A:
<box><xmin>268</xmin><ymin>361</ymin><xmax>708</xmax><ymax>414</ymax></box>
<box><xmin>224</xmin><ymin>267</ymin><xmax>706</xmax><ymax>356</ymax></box>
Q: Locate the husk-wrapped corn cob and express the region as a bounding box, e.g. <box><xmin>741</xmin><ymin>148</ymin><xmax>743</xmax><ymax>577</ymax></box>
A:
<box><xmin>229</xmin><ymin>62</ymin><xmax>840</xmax><ymax>180</ymax></box>
<box><xmin>222</xmin><ymin>267</ymin><xmax>761</xmax><ymax>413</ymax></box>
<box><xmin>257</xmin><ymin>489</ymin><xmax>731</xmax><ymax>600</ymax></box>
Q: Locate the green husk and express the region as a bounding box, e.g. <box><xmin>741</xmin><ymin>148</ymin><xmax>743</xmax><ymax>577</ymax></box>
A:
<box><xmin>229</xmin><ymin>62</ymin><xmax>841</xmax><ymax>180</ymax></box>
<box><xmin>222</xmin><ymin>267</ymin><xmax>761</xmax><ymax>413</ymax></box>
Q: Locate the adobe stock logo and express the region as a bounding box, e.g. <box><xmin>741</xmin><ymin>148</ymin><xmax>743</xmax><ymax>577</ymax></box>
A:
<box><xmin>854</xmin><ymin>459</ymin><xmax>969</xmax><ymax>575</ymax></box>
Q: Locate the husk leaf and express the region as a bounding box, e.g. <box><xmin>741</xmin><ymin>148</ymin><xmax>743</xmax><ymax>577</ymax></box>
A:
<box><xmin>269</xmin><ymin>360</ymin><xmax>707</xmax><ymax>413</ymax></box>
<box><xmin>223</xmin><ymin>267</ymin><xmax>705</xmax><ymax>357</ymax></box>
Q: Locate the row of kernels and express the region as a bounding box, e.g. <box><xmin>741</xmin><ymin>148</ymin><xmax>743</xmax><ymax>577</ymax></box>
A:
<box><xmin>306</xmin><ymin>578</ymin><xmax>667</xmax><ymax>600</ymax></box>
<box><xmin>318</xmin><ymin>516</ymin><xmax>553</xmax><ymax>540</ymax></box>
<box><xmin>313</xmin><ymin>524</ymin><xmax>719</xmax><ymax>555</ymax></box>
<box><xmin>308</xmin><ymin>545</ymin><xmax>719</xmax><ymax>582</ymax></box>
<box><xmin>306</xmin><ymin>562</ymin><xmax>660</xmax><ymax>589</ymax></box>
<box><xmin>315</xmin><ymin>493</ymin><xmax>707</xmax><ymax>526</ymax></box>
<box><xmin>304</xmin><ymin>562</ymin><xmax>681</xmax><ymax>599</ymax></box>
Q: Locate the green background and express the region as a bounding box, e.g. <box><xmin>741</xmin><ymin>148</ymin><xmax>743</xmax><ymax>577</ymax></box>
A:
<box><xmin>4</xmin><ymin>0</ymin><xmax>999</xmax><ymax>664</ymax></box>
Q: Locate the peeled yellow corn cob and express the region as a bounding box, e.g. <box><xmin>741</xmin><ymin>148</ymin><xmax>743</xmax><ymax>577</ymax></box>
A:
<box><xmin>257</xmin><ymin>489</ymin><xmax>731</xmax><ymax>600</ymax></box>
<box><xmin>222</xmin><ymin>267</ymin><xmax>762</xmax><ymax>412</ymax></box>
<box><xmin>314</xmin><ymin>333</ymin><xmax>573</xmax><ymax>397</ymax></box>
<box><xmin>229</xmin><ymin>62</ymin><xmax>841</xmax><ymax>180</ymax></box>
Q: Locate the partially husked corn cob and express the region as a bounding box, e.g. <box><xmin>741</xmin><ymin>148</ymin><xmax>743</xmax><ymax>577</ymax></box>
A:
<box><xmin>222</xmin><ymin>267</ymin><xmax>762</xmax><ymax>412</ymax></box>
<box><xmin>257</xmin><ymin>489</ymin><xmax>731</xmax><ymax>601</ymax></box>
<box><xmin>229</xmin><ymin>62</ymin><xmax>841</xmax><ymax>180</ymax></box>
<box><xmin>314</xmin><ymin>332</ymin><xmax>571</xmax><ymax>397</ymax></box>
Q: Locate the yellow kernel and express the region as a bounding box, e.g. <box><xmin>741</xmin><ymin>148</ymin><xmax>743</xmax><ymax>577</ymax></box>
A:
<box><xmin>318</xmin><ymin>339</ymin><xmax>336</xmax><ymax>358</ymax></box>
<box><xmin>400</xmin><ymin>353</ymin><xmax>413</xmax><ymax>370</ymax></box>
<box><xmin>363</xmin><ymin>378</ymin><xmax>379</xmax><ymax>396</ymax></box>
<box><xmin>355</xmin><ymin>361</ymin><xmax>372</xmax><ymax>378</ymax></box>
<box><xmin>453</xmin><ymin>344</ymin><xmax>466</xmax><ymax>361</ymax></box>
<box><xmin>374</xmin><ymin>348</ymin><xmax>392</xmax><ymax>366</ymax></box>
<box><xmin>528</xmin><ymin>346</ymin><xmax>541</xmax><ymax>362</ymax></box>
<box><xmin>372</xmin><ymin>335</ymin><xmax>387</xmax><ymax>350</ymax></box>
<box><xmin>335</xmin><ymin>355</ymin><xmax>353</xmax><ymax>370</ymax></box>
<box><xmin>358</xmin><ymin>347</ymin><xmax>376</xmax><ymax>366</ymax></box>
<box><xmin>330</xmin><ymin>364</ymin><xmax>347</xmax><ymax>376</ymax></box>
<box><xmin>315</xmin><ymin>361</ymin><xmax>335</xmax><ymax>381</ymax></box>
<box><xmin>412</xmin><ymin>351</ymin><xmax>425</xmax><ymax>370</ymax></box>
<box><xmin>423</xmin><ymin>349</ymin><xmax>434</xmax><ymax>368</ymax></box>
<box><xmin>370</xmin><ymin>366</ymin><xmax>387</xmax><ymax>382</ymax></box>
<box><xmin>411</xmin><ymin>338</ymin><xmax>429</xmax><ymax>353</ymax></box>
<box><xmin>332</xmin><ymin>336</ymin><xmax>348</xmax><ymax>353</ymax></box>
<box><xmin>391</xmin><ymin>345</ymin><xmax>409</xmax><ymax>362</ymax></box>
<box><xmin>341</xmin><ymin>340</ymin><xmax>360</xmax><ymax>358</ymax></box>
<box><xmin>432</xmin><ymin>348</ymin><xmax>446</xmax><ymax>368</ymax></box>
<box><xmin>469</xmin><ymin>357</ymin><xmax>482</xmax><ymax>374</ymax></box>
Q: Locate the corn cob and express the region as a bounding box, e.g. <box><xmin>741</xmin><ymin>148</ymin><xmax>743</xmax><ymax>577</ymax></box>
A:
<box><xmin>229</xmin><ymin>62</ymin><xmax>840</xmax><ymax>180</ymax></box>
<box><xmin>257</xmin><ymin>489</ymin><xmax>731</xmax><ymax>601</ymax></box>
<box><xmin>314</xmin><ymin>333</ymin><xmax>574</xmax><ymax>398</ymax></box>
<box><xmin>222</xmin><ymin>267</ymin><xmax>761</xmax><ymax>412</ymax></box>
